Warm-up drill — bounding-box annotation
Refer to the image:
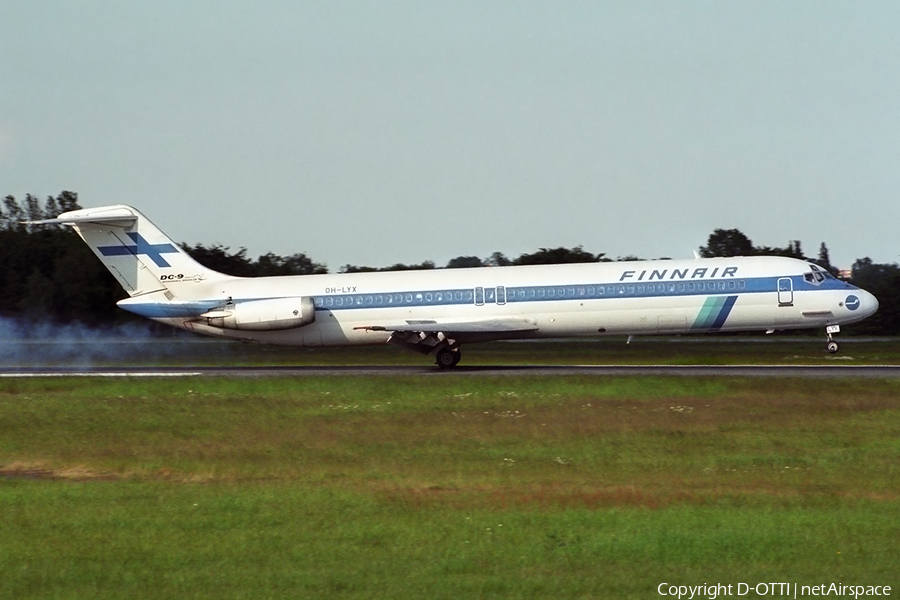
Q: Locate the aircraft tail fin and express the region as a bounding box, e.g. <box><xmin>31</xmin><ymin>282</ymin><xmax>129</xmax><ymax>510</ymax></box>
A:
<box><xmin>30</xmin><ymin>205</ymin><xmax>234</xmax><ymax>298</ymax></box>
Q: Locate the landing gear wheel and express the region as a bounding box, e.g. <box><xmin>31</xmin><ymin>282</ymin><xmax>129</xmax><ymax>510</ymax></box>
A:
<box><xmin>826</xmin><ymin>340</ymin><xmax>839</xmax><ymax>354</ymax></box>
<box><xmin>435</xmin><ymin>347</ymin><xmax>461</xmax><ymax>369</ymax></box>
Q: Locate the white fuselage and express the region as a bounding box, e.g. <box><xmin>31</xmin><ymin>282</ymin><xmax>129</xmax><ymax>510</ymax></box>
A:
<box><xmin>118</xmin><ymin>255</ymin><xmax>878</xmax><ymax>347</ymax></box>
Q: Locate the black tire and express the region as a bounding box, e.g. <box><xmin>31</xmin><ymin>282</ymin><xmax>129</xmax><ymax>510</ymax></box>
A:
<box><xmin>826</xmin><ymin>340</ymin><xmax>839</xmax><ymax>354</ymax></box>
<box><xmin>436</xmin><ymin>348</ymin><xmax>461</xmax><ymax>369</ymax></box>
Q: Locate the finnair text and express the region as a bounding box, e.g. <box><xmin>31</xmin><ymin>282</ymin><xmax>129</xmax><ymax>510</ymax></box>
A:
<box><xmin>620</xmin><ymin>266</ymin><xmax>738</xmax><ymax>282</ymax></box>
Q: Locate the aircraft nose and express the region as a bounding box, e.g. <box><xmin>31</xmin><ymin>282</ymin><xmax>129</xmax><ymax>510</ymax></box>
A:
<box><xmin>859</xmin><ymin>289</ymin><xmax>879</xmax><ymax>317</ymax></box>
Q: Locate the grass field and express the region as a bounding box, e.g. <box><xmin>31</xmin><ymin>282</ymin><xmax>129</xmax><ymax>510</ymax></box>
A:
<box><xmin>2</xmin><ymin>370</ymin><xmax>899</xmax><ymax>599</ymax></box>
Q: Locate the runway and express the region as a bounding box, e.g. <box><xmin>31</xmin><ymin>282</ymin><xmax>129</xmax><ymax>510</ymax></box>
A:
<box><xmin>2</xmin><ymin>365</ymin><xmax>900</xmax><ymax>378</ymax></box>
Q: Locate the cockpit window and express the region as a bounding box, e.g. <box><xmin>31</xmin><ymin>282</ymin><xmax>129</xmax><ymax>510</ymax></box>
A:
<box><xmin>803</xmin><ymin>264</ymin><xmax>833</xmax><ymax>285</ymax></box>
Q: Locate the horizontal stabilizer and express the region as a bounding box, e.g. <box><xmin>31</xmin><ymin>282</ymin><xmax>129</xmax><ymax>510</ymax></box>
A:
<box><xmin>23</xmin><ymin>206</ymin><xmax>139</xmax><ymax>226</ymax></box>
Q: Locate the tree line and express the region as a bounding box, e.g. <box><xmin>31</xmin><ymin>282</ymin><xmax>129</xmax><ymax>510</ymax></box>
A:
<box><xmin>1</xmin><ymin>192</ymin><xmax>897</xmax><ymax>334</ymax></box>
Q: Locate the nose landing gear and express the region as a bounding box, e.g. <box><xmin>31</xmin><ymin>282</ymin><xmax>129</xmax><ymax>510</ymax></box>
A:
<box><xmin>825</xmin><ymin>325</ymin><xmax>840</xmax><ymax>354</ymax></box>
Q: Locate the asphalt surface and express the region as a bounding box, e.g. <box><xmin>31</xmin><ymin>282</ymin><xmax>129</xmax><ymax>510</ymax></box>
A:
<box><xmin>2</xmin><ymin>365</ymin><xmax>900</xmax><ymax>378</ymax></box>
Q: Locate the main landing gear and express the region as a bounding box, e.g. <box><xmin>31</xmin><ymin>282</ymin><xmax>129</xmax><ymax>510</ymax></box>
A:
<box><xmin>825</xmin><ymin>325</ymin><xmax>840</xmax><ymax>354</ymax></box>
<box><xmin>384</xmin><ymin>331</ymin><xmax>462</xmax><ymax>369</ymax></box>
<box><xmin>435</xmin><ymin>346</ymin><xmax>462</xmax><ymax>369</ymax></box>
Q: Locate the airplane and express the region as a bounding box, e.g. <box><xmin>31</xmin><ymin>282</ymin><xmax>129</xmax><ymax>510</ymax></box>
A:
<box><xmin>33</xmin><ymin>205</ymin><xmax>879</xmax><ymax>368</ymax></box>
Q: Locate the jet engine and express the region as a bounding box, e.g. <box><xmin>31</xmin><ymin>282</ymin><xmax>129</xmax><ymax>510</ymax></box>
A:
<box><xmin>201</xmin><ymin>297</ymin><xmax>315</xmax><ymax>331</ymax></box>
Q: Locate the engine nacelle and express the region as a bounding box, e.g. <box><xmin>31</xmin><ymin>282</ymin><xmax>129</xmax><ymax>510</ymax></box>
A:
<box><xmin>201</xmin><ymin>297</ymin><xmax>315</xmax><ymax>331</ymax></box>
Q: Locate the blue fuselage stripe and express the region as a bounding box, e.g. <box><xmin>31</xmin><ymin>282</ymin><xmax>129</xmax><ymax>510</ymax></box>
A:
<box><xmin>710</xmin><ymin>295</ymin><xmax>738</xmax><ymax>330</ymax></box>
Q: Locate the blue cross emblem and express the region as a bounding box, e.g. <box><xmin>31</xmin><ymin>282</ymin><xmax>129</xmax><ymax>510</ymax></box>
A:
<box><xmin>98</xmin><ymin>232</ymin><xmax>178</xmax><ymax>268</ymax></box>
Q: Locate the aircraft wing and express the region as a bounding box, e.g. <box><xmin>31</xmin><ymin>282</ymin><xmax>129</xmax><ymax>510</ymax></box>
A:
<box><xmin>355</xmin><ymin>317</ymin><xmax>538</xmax><ymax>334</ymax></box>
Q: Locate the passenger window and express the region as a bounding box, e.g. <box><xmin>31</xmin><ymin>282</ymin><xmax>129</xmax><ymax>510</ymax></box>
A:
<box><xmin>678</xmin><ymin>283</ymin><xmax>685</xmax><ymax>292</ymax></box>
<box><xmin>739</xmin><ymin>280</ymin><xmax>746</xmax><ymax>289</ymax></box>
<box><xmin>314</xmin><ymin>297</ymin><xmax>323</xmax><ymax>307</ymax></box>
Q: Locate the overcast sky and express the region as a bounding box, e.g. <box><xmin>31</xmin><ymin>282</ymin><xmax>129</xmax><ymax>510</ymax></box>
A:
<box><xmin>2</xmin><ymin>2</ymin><xmax>898</xmax><ymax>270</ymax></box>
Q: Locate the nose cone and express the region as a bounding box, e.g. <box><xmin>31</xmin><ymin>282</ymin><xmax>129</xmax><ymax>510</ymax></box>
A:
<box><xmin>859</xmin><ymin>289</ymin><xmax>879</xmax><ymax>318</ymax></box>
<box><xmin>844</xmin><ymin>288</ymin><xmax>879</xmax><ymax>322</ymax></box>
